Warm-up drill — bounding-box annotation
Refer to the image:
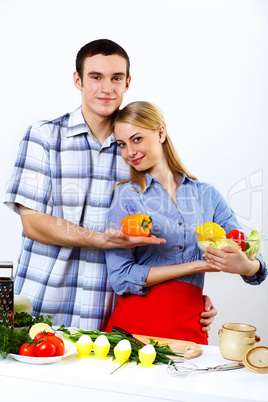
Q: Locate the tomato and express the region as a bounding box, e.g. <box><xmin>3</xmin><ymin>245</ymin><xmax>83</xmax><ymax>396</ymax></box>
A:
<box><xmin>34</xmin><ymin>331</ymin><xmax>55</xmax><ymax>340</ymax></box>
<box><xmin>34</xmin><ymin>339</ymin><xmax>56</xmax><ymax>357</ymax></box>
<box><xmin>47</xmin><ymin>335</ymin><xmax>65</xmax><ymax>356</ymax></box>
<box><xmin>227</xmin><ymin>229</ymin><xmax>247</xmax><ymax>251</ymax></box>
<box><xmin>19</xmin><ymin>343</ymin><xmax>37</xmax><ymax>357</ymax></box>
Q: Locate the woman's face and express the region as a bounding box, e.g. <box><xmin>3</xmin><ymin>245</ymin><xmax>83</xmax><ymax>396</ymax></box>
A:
<box><xmin>114</xmin><ymin>121</ymin><xmax>166</xmax><ymax>172</ymax></box>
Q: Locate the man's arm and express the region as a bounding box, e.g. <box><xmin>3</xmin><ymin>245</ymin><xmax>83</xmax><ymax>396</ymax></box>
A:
<box><xmin>19</xmin><ymin>205</ymin><xmax>166</xmax><ymax>249</ymax></box>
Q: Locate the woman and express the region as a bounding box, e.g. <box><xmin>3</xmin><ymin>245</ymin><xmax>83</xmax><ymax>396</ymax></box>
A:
<box><xmin>104</xmin><ymin>101</ymin><xmax>267</xmax><ymax>344</ymax></box>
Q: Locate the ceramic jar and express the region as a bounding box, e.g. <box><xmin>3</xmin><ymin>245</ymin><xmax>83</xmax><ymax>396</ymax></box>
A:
<box><xmin>218</xmin><ymin>323</ymin><xmax>260</xmax><ymax>361</ymax></box>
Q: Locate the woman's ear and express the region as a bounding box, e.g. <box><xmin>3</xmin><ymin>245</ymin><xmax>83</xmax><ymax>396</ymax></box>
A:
<box><xmin>158</xmin><ymin>125</ymin><xmax>166</xmax><ymax>143</ymax></box>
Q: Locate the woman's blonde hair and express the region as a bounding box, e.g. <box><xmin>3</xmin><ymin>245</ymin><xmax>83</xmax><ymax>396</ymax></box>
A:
<box><xmin>114</xmin><ymin>101</ymin><xmax>197</xmax><ymax>192</ymax></box>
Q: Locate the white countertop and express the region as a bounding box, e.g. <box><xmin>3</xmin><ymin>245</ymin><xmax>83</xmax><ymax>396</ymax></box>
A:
<box><xmin>0</xmin><ymin>344</ymin><xmax>267</xmax><ymax>402</ymax></box>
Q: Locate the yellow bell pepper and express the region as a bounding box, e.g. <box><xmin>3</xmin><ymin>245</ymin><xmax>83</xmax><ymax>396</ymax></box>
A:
<box><xmin>196</xmin><ymin>222</ymin><xmax>226</xmax><ymax>242</ymax></box>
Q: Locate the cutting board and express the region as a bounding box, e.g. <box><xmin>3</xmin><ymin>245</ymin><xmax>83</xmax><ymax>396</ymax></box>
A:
<box><xmin>133</xmin><ymin>334</ymin><xmax>202</xmax><ymax>360</ymax></box>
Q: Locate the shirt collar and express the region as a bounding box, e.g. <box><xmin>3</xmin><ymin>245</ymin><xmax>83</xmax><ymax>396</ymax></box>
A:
<box><xmin>66</xmin><ymin>106</ymin><xmax>117</xmax><ymax>146</ymax></box>
<box><xmin>145</xmin><ymin>172</ymin><xmax>194</xmax><ymax>189</ymax></box>
<box><xmin>66</xmin><ymin>106</ymin><xmax>89</xmax><ymax>138</ymax></box>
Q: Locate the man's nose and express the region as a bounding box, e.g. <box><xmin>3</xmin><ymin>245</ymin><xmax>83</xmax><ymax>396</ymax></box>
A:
<box><xmin>101</xmin><ymin>79</ymin><xmax>113</xmax><ymax>93</ymax></box>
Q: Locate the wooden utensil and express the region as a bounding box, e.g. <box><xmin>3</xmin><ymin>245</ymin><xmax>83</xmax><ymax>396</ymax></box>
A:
<box><xmin>133</xmin><ymin>334</ymin><xmax>202</xmax><ymax>360</ymax></box>
<box><xmin>112</xmin><ymin>326</ymin><xmax>202</xmax><ymax>360</ymax></box>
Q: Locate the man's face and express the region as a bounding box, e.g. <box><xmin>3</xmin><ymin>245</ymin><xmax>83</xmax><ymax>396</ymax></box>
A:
<box><xmin>74</xmin><ymin>54</ymin><xmax>131</xmax><ymax>120</ymax></box>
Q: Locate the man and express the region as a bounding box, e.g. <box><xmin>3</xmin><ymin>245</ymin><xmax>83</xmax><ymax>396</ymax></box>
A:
<box><xmin>4</xmin><ymin>39</ymin><xmax>216</xmax><ymax>331</ymax></box>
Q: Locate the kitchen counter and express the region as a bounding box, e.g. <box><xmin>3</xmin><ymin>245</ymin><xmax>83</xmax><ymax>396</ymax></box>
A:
<box><xmin>0</xmin><ymin>344</ymin><xmax>267</xmax><ymax>402</ymax></box>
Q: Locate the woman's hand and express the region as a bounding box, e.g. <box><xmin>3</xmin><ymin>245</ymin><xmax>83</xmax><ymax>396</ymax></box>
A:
<box><xmin>203</xmin><ymin>246</ymin><xmax>260</xmax><ymax>277</ymax></box>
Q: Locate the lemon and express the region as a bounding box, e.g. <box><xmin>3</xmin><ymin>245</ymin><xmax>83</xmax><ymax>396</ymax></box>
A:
<box><xmin>29</xmin><ymin>323</ymin><xmax>53</xmax><ymax>339</ymax></box>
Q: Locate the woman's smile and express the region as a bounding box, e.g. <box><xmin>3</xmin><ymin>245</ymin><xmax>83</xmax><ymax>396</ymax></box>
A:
<box><xmin>131</xmin><ymin>155</ymin><xmax>145</xmax><ymax>165</ymax></box>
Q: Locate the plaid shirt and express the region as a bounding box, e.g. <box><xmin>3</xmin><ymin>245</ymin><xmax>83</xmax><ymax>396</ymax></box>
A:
<box><xmin>4</xmin><ymin>107</ymin><xmax>130</xmax><ymax>329</ymax></box>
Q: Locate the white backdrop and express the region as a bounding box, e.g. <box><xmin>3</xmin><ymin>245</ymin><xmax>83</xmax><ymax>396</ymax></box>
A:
<box><xmin>0</xmin><ymin>0</ymin><xmax>267</xmax><ymax>346</ymax></box>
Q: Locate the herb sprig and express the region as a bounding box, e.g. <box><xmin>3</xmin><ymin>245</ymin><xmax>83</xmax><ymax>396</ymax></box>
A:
<box><xmin>14</xmin><ymin>312</ymin><xmax>53</xmax><ymax>328</ymax></box>
<box><xmin>0</xmin><ymin>326</ymin><xmax>31</xmax><ymax>358</ymax></box>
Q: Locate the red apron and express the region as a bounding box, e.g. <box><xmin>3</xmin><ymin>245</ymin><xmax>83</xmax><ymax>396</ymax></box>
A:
<box><xmin>104</xmin><ymin>280</ymin><xmax>208</xmax><ymax>345</ymax></box>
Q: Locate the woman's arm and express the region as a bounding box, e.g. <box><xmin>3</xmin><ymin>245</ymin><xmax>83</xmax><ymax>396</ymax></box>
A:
<box><xmin>144</xmin><ymin>259</ymin><xmax>219</xmax><ymax>287</ymax></box>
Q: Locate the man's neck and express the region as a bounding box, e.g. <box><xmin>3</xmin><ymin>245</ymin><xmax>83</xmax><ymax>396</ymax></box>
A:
<box><xmin>82</xmin><ymin>108</ymin><xmax>113</xmax><ymax>145</ymax></box>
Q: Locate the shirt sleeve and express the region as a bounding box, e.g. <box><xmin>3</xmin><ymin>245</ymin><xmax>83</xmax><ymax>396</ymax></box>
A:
<box><xmin>210</xmin><ymin>186</ymin><xmax>267</xmax><ymax>285</ymax></box>
<box><xmin>4</xmin><ymin>124</ymin><xmax>53</xmax><ymax>215</ymax></box>
<box><xmin>241</xmin><ymin>254</ymin><xmax>268</xmax><ymax>285</ymax></box>
<box><xmin>105</xmin><ymin>185</ymin><xmax>151</xmax><ymax>295</ymax></box>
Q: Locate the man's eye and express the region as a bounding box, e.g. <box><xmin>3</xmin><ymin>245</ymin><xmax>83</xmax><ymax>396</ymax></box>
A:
<box><xmin>113</xmin><ymin>76</ymin><xmax>122</xmax><ymax>81</ymax></box>
<box><xmin>91</xmin><ymin>76</ymin><xmax>100</xmax><ymax>80</ymax></box>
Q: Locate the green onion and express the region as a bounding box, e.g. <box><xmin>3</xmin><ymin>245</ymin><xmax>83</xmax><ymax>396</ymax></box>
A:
<box><xmin>56</xmin><ymin>326</ymin><xmax>183</xmax><ymax>370</ymax></box>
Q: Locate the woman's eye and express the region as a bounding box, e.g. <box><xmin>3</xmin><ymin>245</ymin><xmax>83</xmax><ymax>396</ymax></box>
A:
<box><xmin>117</xmin><ymin>143</ymin><xmax>125</xmax><ymax>148</ymax></box>
<box><xmin>133</xmin><ymin>137</ymin><xmax>142</xmax><ymax>142</ymax></box>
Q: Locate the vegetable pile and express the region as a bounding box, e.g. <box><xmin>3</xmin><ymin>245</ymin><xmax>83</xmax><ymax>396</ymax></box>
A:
<box><xmin>0</xmin><ymin>313</ymin><xmax>54</xmax><ymax>358</ymax></box>
<box><xmin>196</xmin><ymin>222</ymin><xmax>263</xmax><ymax>260</ymax></box>
<box><xmin>19</xmin><ymin>328</ymin><xmax>65</xmax><ymax>358</ymax></box>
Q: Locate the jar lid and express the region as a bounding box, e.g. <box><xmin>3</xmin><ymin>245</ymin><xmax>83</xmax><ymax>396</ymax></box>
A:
<box><xmin>243</xmin><ymin>346</ymin><xmax>268</xmax><ymax>373</ymax></box>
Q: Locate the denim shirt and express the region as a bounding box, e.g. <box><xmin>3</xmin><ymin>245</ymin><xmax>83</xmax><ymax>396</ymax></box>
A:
<box><xmin>105</xmin><ymin>174</ymin><xmax>267</xmax><ymax>295</ymax></box>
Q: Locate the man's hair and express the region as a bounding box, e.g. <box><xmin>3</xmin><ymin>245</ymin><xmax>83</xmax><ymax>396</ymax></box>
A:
<box><xmin>76</xmin><ymin>39</ymin><xmax>130</xmax><ymax>81</ymax></box>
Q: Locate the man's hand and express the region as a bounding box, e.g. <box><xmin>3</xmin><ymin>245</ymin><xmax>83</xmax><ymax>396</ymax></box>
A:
<box><xmin>19</xmin><ymin>205</ymin><xmax>166</xmax><ymax>249</ymax></box>
<box><xmin>101</xmin><ymin>228</ymin><xmax>166</xmax><ymax>249</ymax></box>
<box><xmin>199</xmin><ymin>295</ymin><xmax>217</xmax><ymax>335</ymax></box>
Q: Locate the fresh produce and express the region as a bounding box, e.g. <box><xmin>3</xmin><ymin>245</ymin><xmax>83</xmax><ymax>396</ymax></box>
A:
<box><xmin>57</xmin><ymin>326</ymin><xmax>183</xmax><ymax>366</ymax></box>
<box><xmin>196</xmin><ymin>222</ymin><xmax>263</xmax><ymax>260</ymax></box>
<box><xmin>121</xmin><ymin>214</ymin><xmax>152</xmax><ymax>237</ymax></box>
<box><xmin>227</xmin><ymin>229</ymin><xmax>247</xmax><ymax>251</ymax></box>
<box><xmin>34</xmin><ymin>339</ymin><xmax>57</xmax><ymax>357</ymax></box>
<box><xmin>0</xmin><ymin>325</ymin><xmax>32</xmax><ymax>358</ymax></box>
<box><xmin>34</xmin><ymin>331</ymin><xmax>55</xmax><ymax>340</ymax></box>
<box><xmin>200</xmin><ymin>238</ymin><xmax>241</xmax><ymax>251</ymax></box>
<box><xmin>19</xmin><ymin>342</ymin><xmax>37</xmax><ymax>357</ymax></box>
<box><xmin>29</xmin><ymin>322</ymin><xmax>53</xmax><ymax>339</ymax></box>
<box><xmin>244</xmin><ymin>230</ymin><xmax>264</xmax><ymax>260</ymax></box>
<box><xmin>196</xmin><ymin>222</ymin><xmax>226</xmax><ymax>242</ymax></box>
<box><xmin>14</xmin><ymin>294</ymin><xmax>33</xmax><ymax>315</ymax></box>
<box><xmin>45</xmin><ymin>335</ymin><xmax>65</xmax><ymax>356</ymax></box>
<box><xmin>17</xmin><ymin>331</ymin><xmax>65</xmax><ymax>358</ymax></box>
<box><xmin>13</xmin><ymin>312</ymin><xmax>53</xmax><ymax>328</ymax></box>
<box><xmin>0</xmin><ymin>313</ymin><xmax>65</xmax><ymax>359</ymax></box>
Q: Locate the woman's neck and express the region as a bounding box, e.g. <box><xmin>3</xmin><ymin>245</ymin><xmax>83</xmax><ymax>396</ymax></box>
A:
<box><xmin>148</xmin><ymin>163</ymin><xmax>182</xmax><ymax>206</ymax></box>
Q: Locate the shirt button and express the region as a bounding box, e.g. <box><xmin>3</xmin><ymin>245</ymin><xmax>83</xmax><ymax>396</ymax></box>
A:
<box><xmin>178</xmin><ymin>222</ymin><xmax>183</xmax><ymax>226</ymax></box>
<box><xmin>178</xmin><ymin>245</ymin><xmax>183</xmax><ymax>250</ymax></box>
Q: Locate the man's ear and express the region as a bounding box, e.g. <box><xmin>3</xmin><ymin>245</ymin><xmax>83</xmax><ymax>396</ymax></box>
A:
<box><xmin>73</xmin><ymin>71</ymin><xmax>82</xmax><ymax>90</ymax></box>
<box><xmin>125</xmin><ymin>75</ymin><xmax>131</xmax><ymax>92</ymax></box>
<box><xmin>158</xmin><ymin>125</ymin><xmax>166</xmax><ymax>143</ymax></box>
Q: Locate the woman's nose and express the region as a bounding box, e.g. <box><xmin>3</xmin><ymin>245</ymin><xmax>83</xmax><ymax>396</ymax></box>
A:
<box><xmin>128</xmin><ymin>146</ymin><xmax>137</xmax><ymax>157</ymax></box>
